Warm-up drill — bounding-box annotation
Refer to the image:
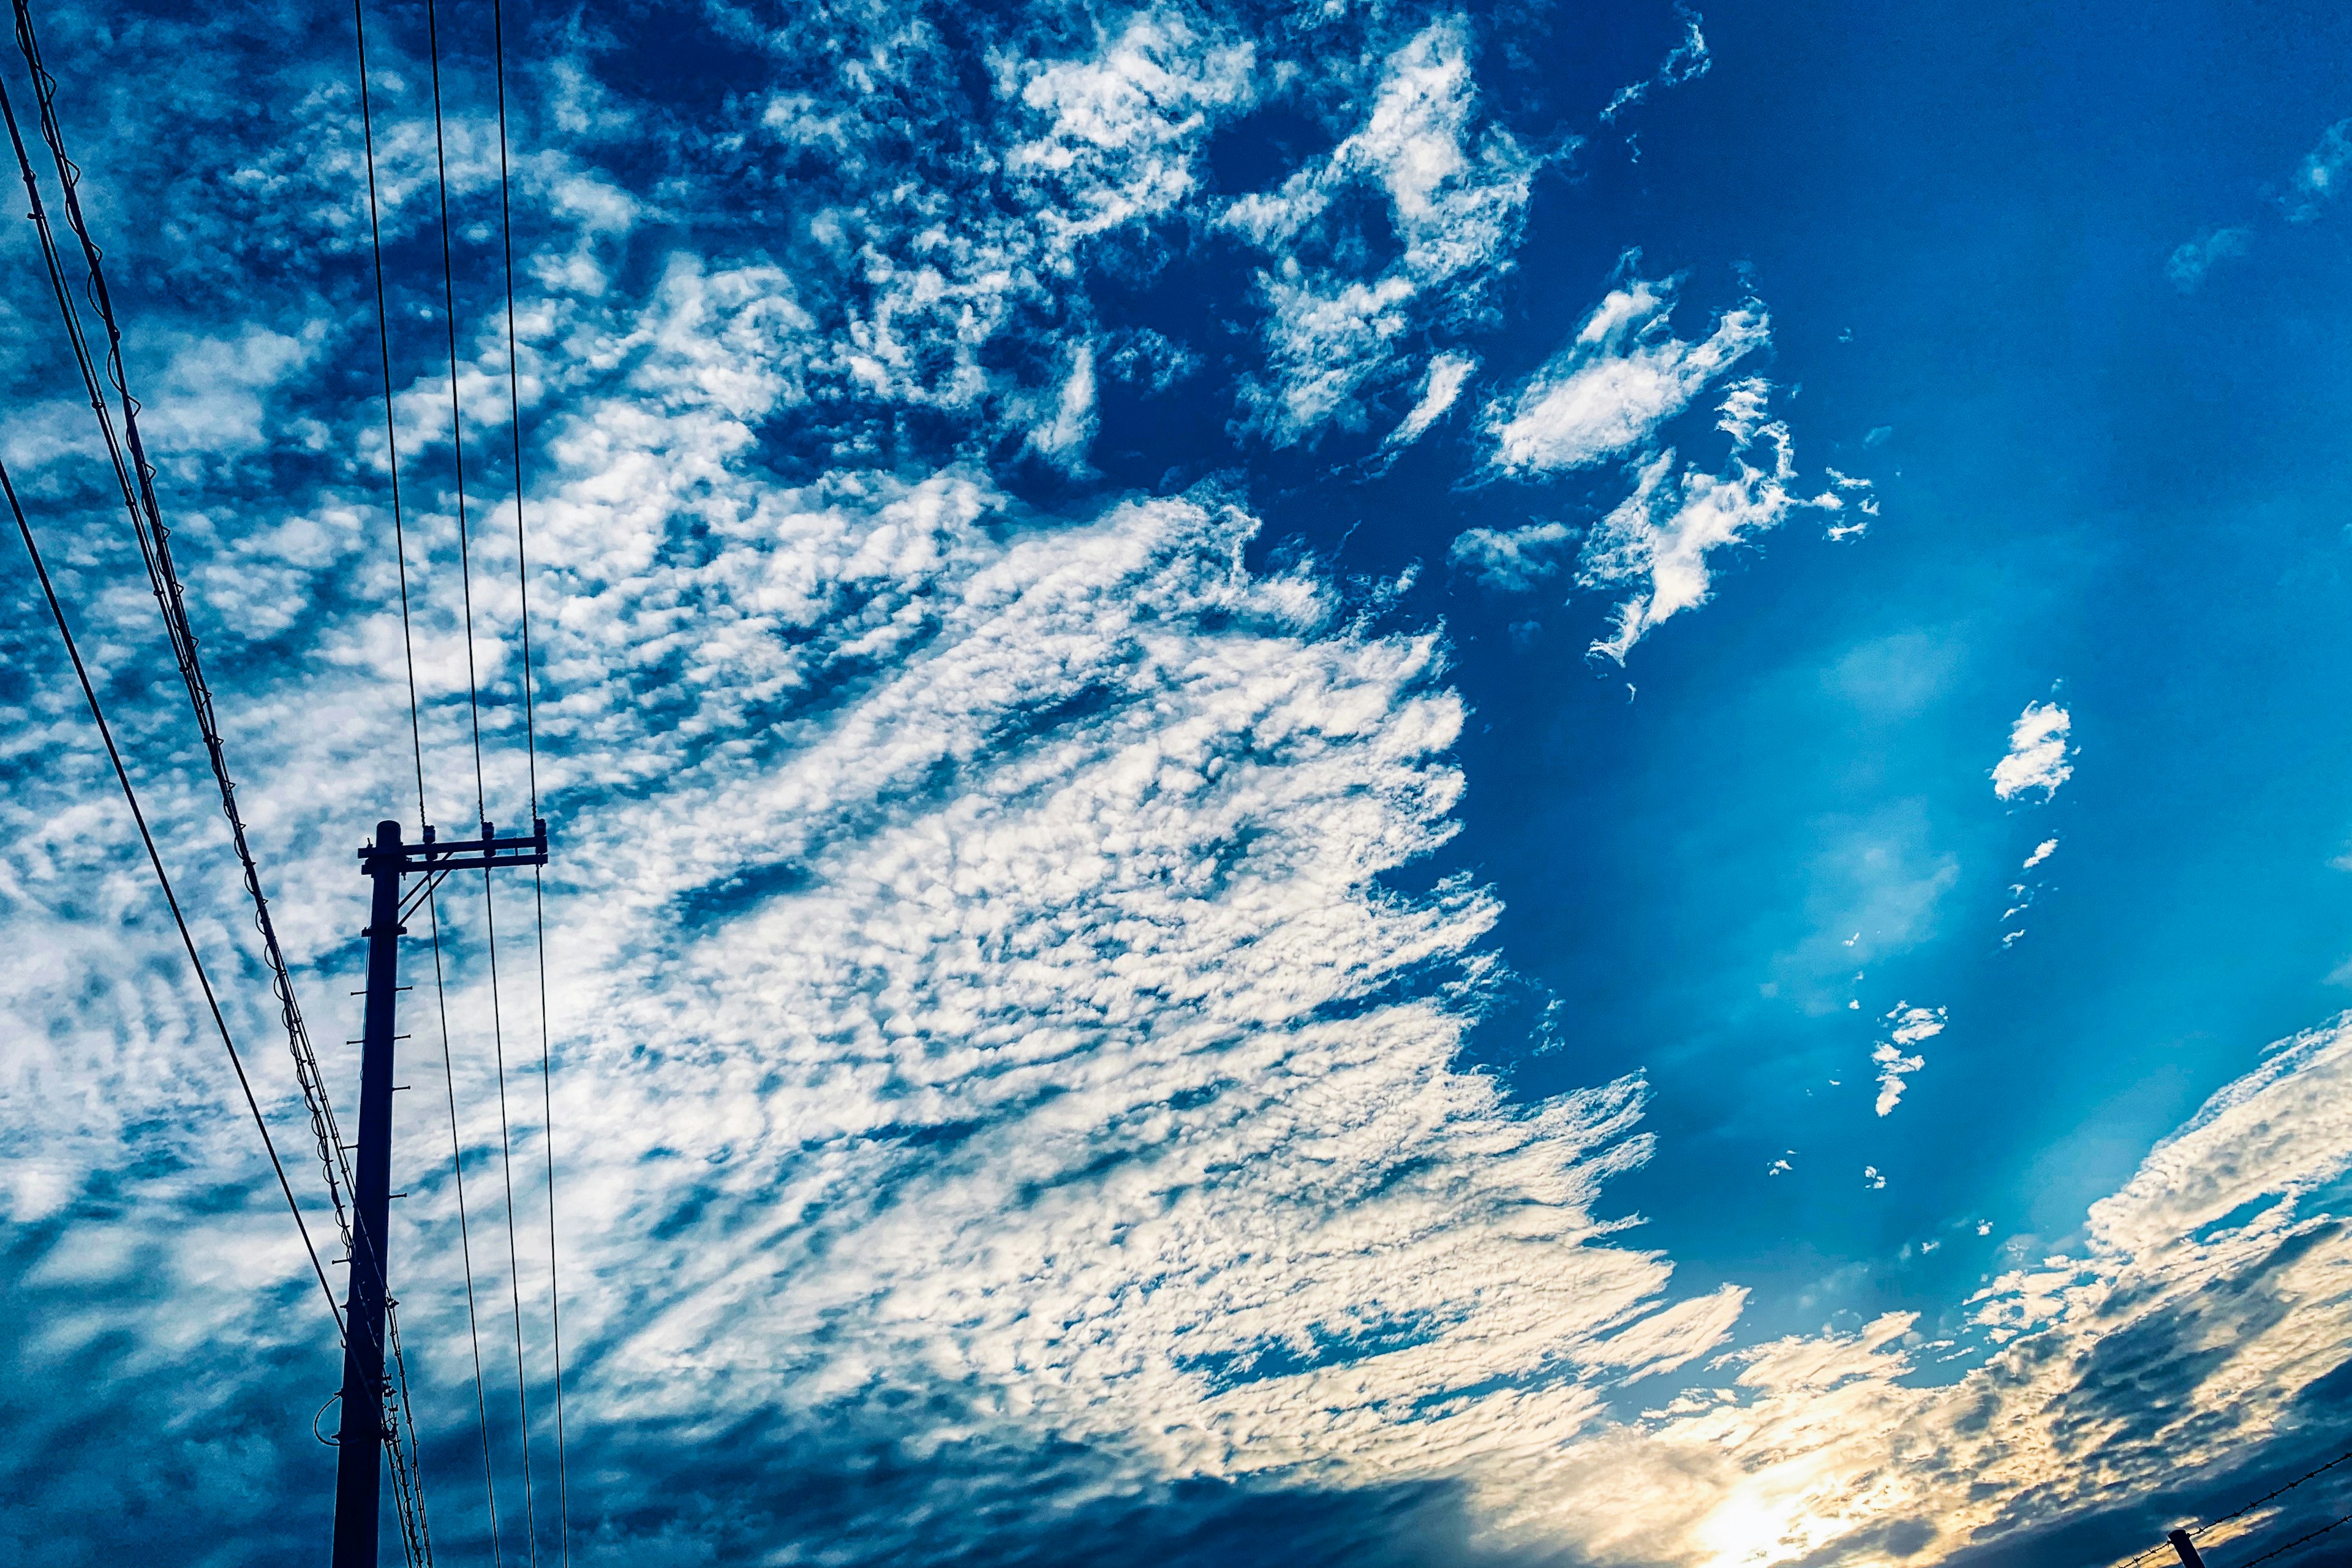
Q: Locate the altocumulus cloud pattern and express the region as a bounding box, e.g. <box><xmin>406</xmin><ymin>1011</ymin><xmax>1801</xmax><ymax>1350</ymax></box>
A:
<box><xmin>10</xmin><ymin>1</ymin><xmax>2352</xmax><ymax>1566</ymax></box>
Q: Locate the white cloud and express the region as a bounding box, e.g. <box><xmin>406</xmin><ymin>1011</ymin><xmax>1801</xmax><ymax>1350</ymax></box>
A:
<box><xmin>2167</xmin><ymin>225</ymin><xmax>2253</xmax><ymax>291</ymax></box>
<box><xmin>2022</xmin><ymin>837</ymin><xmax>2058</xmax><ymax>870</ymax></box>
<box><xmin>2167</xmin><ymin>117</ymin><xmax>2351</xmax><ymax>292</ymax></box>
<box><xmin>1820</xmin><ymin>465</ymin><xmax>1879</xmax><ymax>540</ymax></box>
<box><xmin>1023</xmin><ymin>340</ymin><xmax>1100</xmax><ymax>472</ymax></box>
<box><xmin>1004</xmin><ymin>11</ymin><xmax>1257</xmax><ymax>243</ymax></box>
<box><xmin>1992</xmin><ymin>701</ymin><xmax>2073</xmax><ymax>800</ymax></box>
<box><xmin>1224</xmin><ymin>20</ymin><xmax>1536</xmax><ymax>445</ymax></box>
<box><xmin>2283</xmin><ymin>118</ymin><xmax>2352</xmax><ymax>224</ymax></box>
<box><xmin>1485</xmin><ymin>267</ymin><xmax>1766</xmax><ymax>477</ymax></box>
<box><xmin>1447</xmin><ymin>519</ymin><xmax>1576</xmax><ymax>592</ymax></box>
<box><xmin>1577</xmin><ymin>380</ymin><xmax>1853</xmax><ymax>660</ymax></box>
<box><xmin>0</xmin><ymin>155</ymin><xmax>1724</xmax><ymax>1555</ymax></box>
<box><xmin>1482</xmin><ymin>1014</ymin><xmax>2352</xmax><ymax>1566</ymax></box>
<box><xmin>1871</xmin><ymin>1003</ymin><xmax>1946</xmax><ymax>1116</ymax></box>
<box><xmin>1384</xmin><ymin>350</ymin><xmax>1478</xmax><ymax>450</ymax></box>
<box><xmin>1599</xmin><ymin>10</ymin><xmax>1711</xmax><ymax>123</ymax></box>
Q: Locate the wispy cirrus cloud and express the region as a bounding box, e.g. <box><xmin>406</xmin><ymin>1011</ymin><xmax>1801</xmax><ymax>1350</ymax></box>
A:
<box><xmin>2168</xmin><ymin>115</ymin><xmax>2351</xmax><ymax>291</ymax></box>
<box><xmin>1482</xmin><ymin>267</ymin><xmax>1764</xmax><ymax>478</ymax></box>
<box><xmin>1223</xmin><ymin>17</ymin><xmax>1536</xmax><ymax>445</ymax></box>
<box><xmin>2280</xmin><ymin>118</ymin><xmax>2352</xmax><ymax>224</ymax></box>
<box><xmin>1463</xmin><ymin>271</ymin><xmax>1866</xmax><ymax>658</ymax></box>
<box><xmin>1598</xmin><ymin>8</ymin><xmax>1711</xmax><ymax>124</ymax></box>
<box><xmin>1575</xmin><ymin>379</ymin><xmax>1861</xmax><ymax>661</ymax></box>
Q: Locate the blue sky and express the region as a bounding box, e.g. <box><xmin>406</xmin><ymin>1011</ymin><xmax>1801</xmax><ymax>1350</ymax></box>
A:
<box><xmin>7</xmin><ymin>0</ymin><xmax>2352</xmax><ymax>1564</ymax></box>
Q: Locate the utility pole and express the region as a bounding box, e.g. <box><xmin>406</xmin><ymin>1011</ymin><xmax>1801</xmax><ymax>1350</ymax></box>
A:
<box><xmin>332</xmin><ymin>818</ymin><xmax>549</xmax><ymax>1568</ymax></box>
<box><xmin>2168</xmin><ymin>1529</ymin><xmax>2206</xmax><ymax>1568</ymax></box>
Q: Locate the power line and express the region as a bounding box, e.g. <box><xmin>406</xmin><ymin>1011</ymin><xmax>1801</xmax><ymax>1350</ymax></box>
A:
<box><xmin>0</xmin><ymin>2</ymin><xmax>362</xmax><ymax>1261</ymax></box>
<box><xmin>420</xmin><ymin>0</ymin><xmax>540</xmax><ymax>1556</ymax></box>
<box><xmin>4</xmin><ymin>8</ymin><xmax>433</xmax><ymax>1555</ymax></box>
<box><xmin>1</xmin><ymin>454</ymin><xmax>345</xmax><ymax>1335</ymax></box>
<box><xmin>2238</xmin><ymin>1510</ymin><xmax>2352</xmax><ymax>1567</ymax></box>
<box><xmin>1</xmin><ymin>0</ymin><xmax>377</xmax><ymax>1322</ymax></box>
<box><xmin>428</xmin><ymin>890</ymin><xmax>507</xmax><ymax>1561</ymax></box>
<box><xmin>490</xmin><ymin>0</ymin><xmax>575</xmax><ymax>1555</ymax></box>
<box><xmin>2117</xmin><ymin>1442</ymin><xmax>2352</xmax><ymax>1567</ymax></box>
<box><xmin>347</xmin><ymin>1</ymin><xmax>506</xmax><ymax>1554</ymax></box>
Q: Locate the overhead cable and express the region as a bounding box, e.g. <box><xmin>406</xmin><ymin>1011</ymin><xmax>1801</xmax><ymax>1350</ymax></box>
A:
<box><xmin>4</xmin><ymin>10</ymin><xmax>433</xmax><ymax>1557</ymax></box>
<box><xmin>491</xmin><ymin>0</ymin><xmax>576</xmax><ymax>1554</ymax></box>
<box><xmin>348</xmin><ymin>0</ymin><xmax>507</xmax><ymax>1550</ymax></box>
<box><xmin>1</xmin><ymin>454</ymin><xmax>344</xmax><ymax>1335</ymax></box>
<box><xmin>2117</xmin><ymin>1443</ymin><xmax>2352</xmax><ymax>1567</ymax></box>
<box><xmin>420</xmin><ymin>0</ymin><xmax>540</xmax><ymax>1555</ymax></box>
<box><xmin>4</xmin><ymin>0</ymin><xmax>363</xmax><ymax>1295</ymax></box>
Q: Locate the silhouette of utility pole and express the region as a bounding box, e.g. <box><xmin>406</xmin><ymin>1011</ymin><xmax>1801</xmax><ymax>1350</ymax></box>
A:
<box><xmin>333</xmin><ymin>818</ymin><xmax>549</xmax><ymax>1568</ymax></box>
<box><xmin>2168</xmin><ymin>1529</ymin><xmax>2207</xmax><ymax>1568</ymax></box>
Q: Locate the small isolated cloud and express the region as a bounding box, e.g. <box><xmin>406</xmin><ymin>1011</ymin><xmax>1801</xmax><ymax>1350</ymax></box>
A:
<box><xmin>1449</xmin><ymin>519</ymin><xmax>1577</xmax><ymax>591</ymax></box>
<box><xmin>1975</xmin><ymin>1219</ymin><xmax>1994</xmax><ymax>1235</ymax></box>
<box><xmin>1103</xmin><ymin>328</ymin><xmax>1202</xmax><ymax>393</ymax></box>
<box><xmin>1820</xmin><ymin>466</ymin><xmax>1879</xmax><ymax>541</ymax></box>
<box><xmin>2166</xmin><ymin>225</ymin><xmax>2252</xmax><ymax>292</ymax></box>
<box><xmin>2023</xmin><ymin>837</ymin><xmax>2058</xmax><ymax>870</ymax></box>
<box><xmin>1872</xmin><ymin>1002</ymin><xmax>1947</xmax><ymax>1115</ymax></box>
<box><xmin>1385</xmin><ymin>350</ymin><xmax>1479</xmax><ymax>451</ymax></box>
<box><xmin>1599</xmin><ymin>8</ymin><xmax>1711</xmax><ymax>123</ymax></box>
<box><xmin>1863</xmin><ymin>1164</ymin><xmax>1887</xmax><ymax>1189</ymax></box>
<box><xmin>1992</xmin><ymin>701</ymin><xmax>2073</xmax><ymax>800</ymax></box>
<box><xmin>1863</xmin><ymin>424</ymin><xmax>1892</xmax><ymax>448</ymax></box>
<box><xmin>1485</xmin><ymin>265</ymin><xmax>1766</xmax><ymax>477</ymax></box>
<box><xmin>2283</xmin><ymin>119</ymin><xmax>2352</xmax><ymax>224</ymax></box>
<box><xmin>1767</xmin><ymin>1153</ymin><xmax>1793</xmax><ymax>1177</ymax></box>
<box><xmin>1577</xmin><ymin>381</ymin><xmax>1855</xmax><ymax>660</ymax></box>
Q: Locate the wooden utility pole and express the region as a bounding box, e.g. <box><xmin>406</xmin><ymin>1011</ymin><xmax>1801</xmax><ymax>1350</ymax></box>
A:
<box><xmin>332</xmin><ymin>818</ymin><xmax>548</xmax><ymax>1568</ymax></box>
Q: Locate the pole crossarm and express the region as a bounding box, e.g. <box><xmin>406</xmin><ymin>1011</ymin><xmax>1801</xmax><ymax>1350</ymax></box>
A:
<box><xmin>364</xmin><ymin>819</ymin><xmax>550</xmax><ymax>878</ymax></box>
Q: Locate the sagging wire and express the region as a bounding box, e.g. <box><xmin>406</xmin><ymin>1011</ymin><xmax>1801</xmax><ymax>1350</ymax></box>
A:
<box><xmin>0</xmin><ymin>453</ymin><xmax>344</xmax><ymax>1337</ymax></box>
<box><xmin>5</xmin><ymin>7</ymin><xmax>434</xmax><ymax>1556</ymax></box>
